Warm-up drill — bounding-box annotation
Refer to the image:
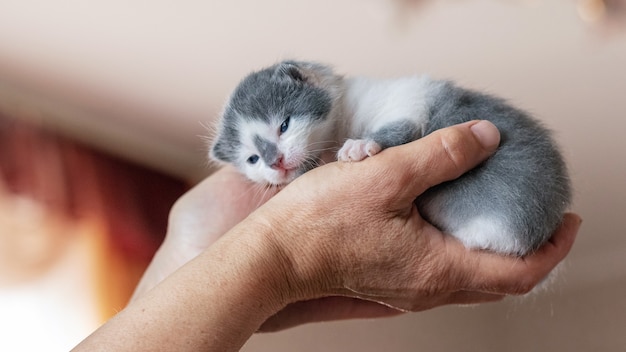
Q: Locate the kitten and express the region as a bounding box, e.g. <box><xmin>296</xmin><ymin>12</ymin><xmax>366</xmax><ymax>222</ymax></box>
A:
<box><xmin>210</xmin><ymin>60</ymin><xmax>571</xmax><ymax>256</ymax></box>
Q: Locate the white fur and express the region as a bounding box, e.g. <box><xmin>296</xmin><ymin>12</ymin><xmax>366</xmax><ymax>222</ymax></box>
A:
<box><xmin>341</xmin><ymin>76</ymin><xmax>444</xmax><ymax>140</ymax></box>
<box><xmin>236</xmin><ymin>118</ymin><xmax>279</xmax><ymax>184</ymax></box>
<box><xmin>451</xmin><ymin>216</ymin><xmax>523</xmax><ymax>254</ymax></box>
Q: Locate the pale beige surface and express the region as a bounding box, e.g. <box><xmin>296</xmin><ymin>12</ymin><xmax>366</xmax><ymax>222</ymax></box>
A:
<box><xmin>245</xmin><ymin>280</ymin><xmax>626</xmax><ymax>351</ymax></box>
<box><xmin>0</xmin><ymin>0</ymin><xmax>625</xmax><ymax>351</ymax></box>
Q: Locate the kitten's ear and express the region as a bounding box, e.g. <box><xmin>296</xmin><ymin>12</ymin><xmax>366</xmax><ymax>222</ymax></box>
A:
<box><xmin>210</xmin><ymin>137</ymin><xmax>234</xmax><ymax>163</ymax></box>
<box><xmin>274</xmin><ymin>61</ymin><xmax>309</xmax><ymax>84</ymax></box>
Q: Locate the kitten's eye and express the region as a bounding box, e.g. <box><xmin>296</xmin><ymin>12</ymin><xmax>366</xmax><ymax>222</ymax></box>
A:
<box><xmin>280</xmin><ymin>116</ymin><xmax>290</xmax><ymax>134</ymax></box>
<box><xmin>247</xmin><ymin>155</ymin><xmax>260</xmax><ymax>164</ymax></box>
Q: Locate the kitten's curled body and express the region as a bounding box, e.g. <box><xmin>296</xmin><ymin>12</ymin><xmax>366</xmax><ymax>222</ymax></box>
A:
<box><xmin>211</xmin><ymin>61</ymin><xmax>571</xmax><ymax>256</ymax></box>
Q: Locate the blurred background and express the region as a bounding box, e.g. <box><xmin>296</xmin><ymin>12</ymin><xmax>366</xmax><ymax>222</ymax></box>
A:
<box><xmin>0</xmin><ymin>0</ymin><xmax>625</xmax><ymax>351</ymax></box>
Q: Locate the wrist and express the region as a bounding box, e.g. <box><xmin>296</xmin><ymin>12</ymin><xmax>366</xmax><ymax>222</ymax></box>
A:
<box><xmin>242</xmin><ymin>208</ymin><xmax>340</xmax><ymax>304</ymax></box>
<box><xmin>221</xmin><ymin>221</ymin><xmax>298</xmax><ymax>313</ymax></box>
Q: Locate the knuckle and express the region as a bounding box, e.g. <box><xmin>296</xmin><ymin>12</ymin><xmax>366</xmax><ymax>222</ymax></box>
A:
<box><xmin>371</xmin><ymin>160</ymin><xmax>411</xmax><ymax>197</ymax></box>
<box><xmin>437</xmin><ymin>128</ymin><xmax>472</xmax><ymax>175</ymax></box>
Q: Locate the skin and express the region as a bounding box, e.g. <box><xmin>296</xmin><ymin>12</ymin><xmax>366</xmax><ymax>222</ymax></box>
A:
<box><xmin>73</xmin><ymin>120</ymin><xmax>581</xmax><ymax>351</ymax></box>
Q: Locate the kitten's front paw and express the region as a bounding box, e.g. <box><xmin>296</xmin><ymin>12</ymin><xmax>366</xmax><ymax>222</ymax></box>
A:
<box><xmin>337</xmin><ymin>139</ymin><xmax>382</xmax><ymax>162</ymax></box>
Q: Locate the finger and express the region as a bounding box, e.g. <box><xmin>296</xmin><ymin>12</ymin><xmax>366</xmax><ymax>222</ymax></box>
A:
<box><xmin>338</xmin><ymin>287</ymin><xmax>506</xmax><ymax>313</ymax></box>
<box><xmin>384</xmin><ymin>120</ymin><xmax>500</xmax><ymax>202</ymax></box>
<box><xmin>448</xmin><ymin>290</ymin><xmax>505</xmax><ymax>305</ymax></box>
<box><xmin>258</xmin><ymin>297</ymin><xmax>403</xmax><ymax>332</ymax></box>
<box><xmin>457</xmin><ymin>213</ymin><xmax>581</xmax><ymax>295</ymax></box>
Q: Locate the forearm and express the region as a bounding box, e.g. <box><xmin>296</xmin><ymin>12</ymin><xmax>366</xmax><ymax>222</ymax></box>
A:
<box><xmin>73</xmin><ymin>222</ymin><xmax>294</xmax><ymax>352</ymax></box>
<box><xmin>129</xmin><ymin>239</ymin><xmax>183</xmax><ymax>302</ymax></box>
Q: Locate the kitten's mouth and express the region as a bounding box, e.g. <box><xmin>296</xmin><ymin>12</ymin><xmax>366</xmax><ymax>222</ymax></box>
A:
<box><xmin>269</xmin><ymin>159</ymin><xmax>313</xmax><ymax>185</ymax></box>
<box><xmin>278</xmin><ymin>167</ymin><xmax>295</xmax><ymax>178</ymax></box>
<box><xmin>271</xmin><ymin>167</ymin><xmax>298</xmax><ymax>185</ymax></box>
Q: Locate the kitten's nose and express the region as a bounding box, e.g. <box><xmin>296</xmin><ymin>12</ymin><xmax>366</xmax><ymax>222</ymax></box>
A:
<box><xmin>270</xmin><ymin>155</ymin><xmax>286</xmax><ymax>170</ymax></box>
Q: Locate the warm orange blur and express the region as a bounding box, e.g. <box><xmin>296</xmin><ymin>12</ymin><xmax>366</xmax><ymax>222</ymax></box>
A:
<box><xmin>0</xmin><ymin>111</ymin><xmax>187</xmax><ymax>349</ymax></box>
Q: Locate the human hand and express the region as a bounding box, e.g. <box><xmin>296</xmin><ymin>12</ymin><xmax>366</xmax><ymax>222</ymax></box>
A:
<box><xmin>246</xmin><ymin>120</ymin><xmax>580</xmax><ymax>329</ymax></box>
<box><xmin>131</xmin><ymin>166</ymin><xmax>279</xmax><ymax>301</ymax></box>
<box><xmin>78</xmin><ymin>120</ymin><xmax>579</xmax><ymax>352</ymax></box>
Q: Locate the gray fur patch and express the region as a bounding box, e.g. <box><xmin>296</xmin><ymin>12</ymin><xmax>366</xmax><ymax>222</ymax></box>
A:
<box><xmin>211</xmin><ymin>123</ymin><xmax>240</xmax><ymax>162</ymax></box>
<box><xmin>227</xmin><ymin>62</ymin><xmax>332</xmax><ymax>124</ymax></box>
<box><xmin>254</xmin><ymin>135</ymin><xmax>279</xmax><ymax>166</ymax></box>
<box><xmin>368</xmin><ymin>119</ymin><xmax>421</xmax><ymax>149</ymax></box>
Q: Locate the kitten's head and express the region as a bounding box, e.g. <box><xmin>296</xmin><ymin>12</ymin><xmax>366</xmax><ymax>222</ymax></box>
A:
<box><xmin>210</xmin><ymin>60</ymin><xmax>342</xmax><ymax>185</ymax></box>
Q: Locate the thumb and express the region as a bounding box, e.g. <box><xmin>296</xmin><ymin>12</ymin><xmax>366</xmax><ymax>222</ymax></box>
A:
<box><xmin>384</xmin><ymin>120</ymin><xmax>500</xmax><ymax>203</ymax></box>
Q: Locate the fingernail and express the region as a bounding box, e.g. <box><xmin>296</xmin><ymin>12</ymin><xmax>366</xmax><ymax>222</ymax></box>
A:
<box><xmin>470</xmin><ymin>120</ymin><xmax>501</xmax><ymax>150</ymax></box>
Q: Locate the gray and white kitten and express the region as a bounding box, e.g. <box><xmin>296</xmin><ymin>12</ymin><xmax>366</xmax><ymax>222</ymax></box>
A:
<box><xmin>211</xmin><ymin>60</ymin><xmax>571</xmax><ymax>256</ymax></box>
